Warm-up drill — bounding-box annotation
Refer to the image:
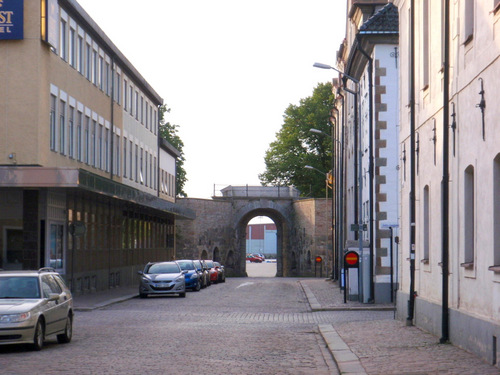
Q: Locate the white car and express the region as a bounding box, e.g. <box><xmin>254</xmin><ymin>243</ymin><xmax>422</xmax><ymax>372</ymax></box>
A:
<box><xmin>0</xmin><ymin>268</ymin><xmax>74</xmax><ymax>350</ymax></box>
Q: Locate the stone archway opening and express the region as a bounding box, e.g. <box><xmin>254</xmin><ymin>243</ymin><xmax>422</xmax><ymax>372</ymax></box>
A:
<box><xmin>236</xmin><ymin>207</ymin><xmax>289</xmax><ymax>278</ymax></box>
<box><xmin>246</xmin><ymin>216</ymin><xmax>277</xmax><ymax>277</ymax></box>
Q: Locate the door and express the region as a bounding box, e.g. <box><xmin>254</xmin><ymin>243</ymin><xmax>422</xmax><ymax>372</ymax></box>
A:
<box><xmin>47</xmin><ymin>222</ymin><xmax>65</xmax><ymax>271</ymax></box>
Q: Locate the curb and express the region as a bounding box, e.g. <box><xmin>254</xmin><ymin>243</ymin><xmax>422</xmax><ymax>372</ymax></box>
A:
<box><xmin>74</xmin><ymin>293</ymin><xmax>138</xmax><ymax>311</ymax></box>
<box><xmin>319</xmin><ymin>324</ymin><xmax>367</xmax><ymax>375</ymax></box>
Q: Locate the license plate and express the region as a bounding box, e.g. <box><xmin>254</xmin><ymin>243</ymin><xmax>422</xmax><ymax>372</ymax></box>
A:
<box><xmin>156</xmin><ymin>282</ymin><xmax>168</xmax><ymax>287</ymax></box>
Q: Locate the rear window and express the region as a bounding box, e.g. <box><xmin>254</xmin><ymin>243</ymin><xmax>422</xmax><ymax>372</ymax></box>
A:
<box><xmin>177</xmin><ymin>261</ymin><xmax>195</xmax><ymax>271</ymax></box>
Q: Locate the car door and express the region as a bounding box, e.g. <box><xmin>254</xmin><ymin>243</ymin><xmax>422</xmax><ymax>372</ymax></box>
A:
<box><xmin>40</xmin><ymin>275</ymin><xmax>67</xmax><ymax>335</ymax></box>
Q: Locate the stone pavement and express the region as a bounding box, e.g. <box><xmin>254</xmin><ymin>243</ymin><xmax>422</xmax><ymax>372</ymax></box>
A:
<box><xmin>72</xmin><ymin>279</ymin><xmax>500</xmax><ymax>375</ymax></box>
<box><xmin>300</xmin><ymin>278</ymin><xmax>500</xmax><ymax>375</ymax></box>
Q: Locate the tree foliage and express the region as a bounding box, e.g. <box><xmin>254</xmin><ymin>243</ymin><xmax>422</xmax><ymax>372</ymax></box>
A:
<box><xmin>259</xmin><ymin>82</ymin><xmax>334</xmax><ymax>197</ymax></box>
<box><xmin>158</xmin><ymin>105</ymin><xmax>187</xmax><ymax>197</ymax></box>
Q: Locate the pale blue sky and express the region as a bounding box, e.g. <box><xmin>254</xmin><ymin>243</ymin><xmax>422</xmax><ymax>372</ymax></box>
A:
<box><xmin>77</xmin><ymin>0</ymin><xmax>347</xmax><ymax>198</ymax></box>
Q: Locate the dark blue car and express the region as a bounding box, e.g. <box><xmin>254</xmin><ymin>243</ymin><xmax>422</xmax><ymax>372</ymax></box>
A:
<box><xmin>175</xmin><ymin>260</ymin><xmax>201</xmax><ymax>291</ymax></box>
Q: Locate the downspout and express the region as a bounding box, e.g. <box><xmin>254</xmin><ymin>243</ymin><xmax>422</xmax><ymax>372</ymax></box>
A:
<box><xmin>407</xmin><ymin>0</ymin><xmax>417</xmax><ymax>326</ymax></box>
<box><xmin>332</xmin><ymin>106</ymin><xmax>340</xmax><ymax>281</ymax></box>
<box><xmin>356</xmin><ymin>35</ymin><xmax>375</xmax><ymax>303</ymax></box>
<box><xmin>440</xmin><ymin>0</ymin><xmax>450</xmax><ymax>344</ymax></box>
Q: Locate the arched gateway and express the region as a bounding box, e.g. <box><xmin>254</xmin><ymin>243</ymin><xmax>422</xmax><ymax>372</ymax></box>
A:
<box><xmin>175</xmin><ymin>186</ymin><xmax>332</xmax><ymax>278</ymax></box>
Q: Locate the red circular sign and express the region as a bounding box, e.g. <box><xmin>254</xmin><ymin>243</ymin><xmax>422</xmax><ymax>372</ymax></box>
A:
<box><xmin>344</xmin><ymin>251</ymin><xmax>359</xmax><ymax>267</ymax></box>
<box><xmin>315</xmin><ymin>256</ymin><xmax>322</xmax><ymax>263</ymax></box>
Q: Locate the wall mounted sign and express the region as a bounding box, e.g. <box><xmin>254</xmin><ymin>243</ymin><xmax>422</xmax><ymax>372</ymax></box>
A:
<box><xmin>0</xmin><ymin>0</ymin><xmax>23</xmax><ymax>40</ymax></box>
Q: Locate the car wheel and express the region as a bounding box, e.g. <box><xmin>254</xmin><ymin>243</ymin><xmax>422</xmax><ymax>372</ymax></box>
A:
<box><xmin>179</xmin><ymin>292</ymin><xmax>186</xmax><ymax>298</ymax></box>
<box><xmin>32</xmin><ymin>319</ymin><xmax>44</xmax><ymax>351</ymax></box>
<box><xmin>139</xmin><ymin>293</ymin><xmax>148</xmax><ymax>299</ymax></box>
<box><xmin>194</xmin><ymin>282</ymin><xmax>201</xmax><ymax>292</ymax></box>
<box><xmin>57</xmin><ymin>314</ymin><xmax>73</xmax><ymax>344</ymax></box>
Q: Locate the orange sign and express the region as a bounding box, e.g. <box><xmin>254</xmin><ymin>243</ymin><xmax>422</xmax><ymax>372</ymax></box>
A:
<box><xmin>344</xmin><ymin>251</ymin><xmax>359</xmax><ymax>268</ymax></box>
<box><xmin>315</xmin><ymin>256</ymin><xmax>322</xmax><ymax>263</ymax></box>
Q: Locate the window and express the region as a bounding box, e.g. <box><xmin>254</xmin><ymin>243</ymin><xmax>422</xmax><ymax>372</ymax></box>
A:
<box><xmin>68</xmin><ymin>107</ymin><xmax>74</xmax><ymax>158</ymax></box>
<box><xmin>464</xmin><ymin>0</ymin><xmax>474</xmax><ymax>44</ymax></box>
<box><xmin>422</xmin><ymin>0</ymin><xmax>430</xmax><ymax>88</ymax></box>
<box><xmin>59</xmin><ymin>100</ymin><xmax>66</xmax><ymax>155</ymax></box>
<box><xmin>104</xmin><ymin>128</ymin><xmax>109</xmax><ymax>172</ymax></box>
<box><xmin>129</xmin><ymin>86</ymin><xmax>133</xmax><ymax>115</ymax></box>
<box><xmin>77</xmin><ymin>35</ymin><xmax>83</xmax><ymax>74</ymax></box>
<box><xmin>115</xmin><ymin>134</ymin><xmax>120</xmax><ymax>176</ymax></box>
<box><xmin>123</xmin><ymin>137</ymin><xmax>127</xmax><ymax>178</ymax></box>
<box><xmin>123</xmin><ymin>80</ymin><xmax>128</xmax><ymax>110</ymax></box>
<box><xmin>135</xmin><ymin>144</ymin><xmax>139</xmax><ymax>182</ymax></box>
<box><xmin>86</xmin><ymin>43</ymin><xmax>91</xmax><ymax>80</ymax></box>
<box><xmin>99</xmin><ymin>56</ymin><xmax>104</xmax><ymax>90</ymax></box>
<box><xmin>59</xmin><ymin>19</ymin><xmax>67</xmax><ymax>61</ymax></box>
<box><xmin>135</xmin><ymin>91</ymin><xmax>139</xmax><ymax>120</ymax></box>
<box><xmin>98</xmin><ymin>124</ymin><xmax>103</xmax><ymax>169</ymax></box>
<box><xmin>140</xmin><ymin>148</ymin><xmax>144</xmax><ymax>184</ymax></box>
<box><xmin>144</xmin><ymin>152</ymin><xmax>148</xmax><ymax>187</ymax></box>
<box><xmin>69</xmin><ymin>28</ymin><xmax>76</xmax><ymax>67</ymax></box>
<box><xmin>105</xmin><ymin>62</ymin><xmax>110</xmax><ymax>95</ymax></box>
<box><xmin>494</xmin><ymin>155</ymin><xmax>500</xmax><ymax>266</ymax></box>
<box><xmin>77</xmin><ymin>111</ymin><xmax>83</xmax><ymax>161</ymax></box>
<box><xmin>115</xmin><ymin>73</ymin><xmax>121</xmax><ymax>104</ymax></box>
<box><xmin>91</xmin><ymin>120</ymin><xmax>96</xmax><ymax>167</ymax></box>
<box><xmin>464</xmin><ymin>165</ymin><xmax>475</xmax><ymax>265</ymax></box>
<box><xmin>50</xmin><ymin>95</ymin><xmax>56</xmax><ymax>151</ymax></box>
<box><xmin>140</xmin><ymin>97</ymin><xmax>144</xmax><ymax>124</ymax></box>
<box><xmin>84</xmin><ymin>115</ymin><xmax>90</xmax><ymax>164</ymax></box>
<box><xmin>129</xmin><ymin>140</ymin><xmax>133</xmax><ymax>180</ymax></box>
<box><xmin>423</xmin><ymin>185</ymin><xmax>430</xmax><ymax>261</ymax></box>
<box><xmin>153</xmin><ymin>109</ymin><xmax>157</xmax><ymax>135</ymax></box>
<box><xmin>92</xmin><ymin>50</ymin><xmax>98</xmax><ymax>85</ymax></box>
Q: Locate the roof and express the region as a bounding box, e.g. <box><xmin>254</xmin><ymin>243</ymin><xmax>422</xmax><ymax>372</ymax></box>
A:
<box><xmin>359</xmin><ymin>3</ymin><xmax>399</xmax><ymax>34</ymax></box>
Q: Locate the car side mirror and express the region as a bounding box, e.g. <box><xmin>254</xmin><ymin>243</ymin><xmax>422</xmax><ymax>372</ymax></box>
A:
<box><xmin>137</xmin><ymin>271</ymin><xmax>144</xmax><ymax>275</ymax></box>
<box><xmin>48</xmin><ymin>293</ymin><xmax>59</xmax><ymax>301</ymax></box>
<box><xmin>182</xmin><ymin>270</ymin><xmax>188</xmax><ymax>274</ymax></box>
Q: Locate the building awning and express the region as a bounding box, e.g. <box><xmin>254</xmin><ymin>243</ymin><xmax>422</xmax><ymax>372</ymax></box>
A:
<box><xmin>0</xmin><ymin>167</ymin><xmax>195</xmax><ymax>220</ymax></box>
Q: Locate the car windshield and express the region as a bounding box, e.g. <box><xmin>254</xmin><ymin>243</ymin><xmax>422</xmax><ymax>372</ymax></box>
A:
<box><xmin>192</xmin><ymin>260</ymin><xmax>201</xmax><ymax>268</ymax></box>
<box><xmin>0</xmin><ymin>276</ymin><xmax>41</xmax><ymax>299</ymax></box>
<box><xmin>205</xmin><ymin>261</ymin><xmax>214</xmax><ymax>268</ymax></box>
<box><xmin>177</xmin><ymin>261</ymin><xmax>195</xmax><ymax>271</ymax></box>
<box><xmin>146</xmin><ymin>263</ymin><xmax>180</xmax><ymax>274</ymax></box>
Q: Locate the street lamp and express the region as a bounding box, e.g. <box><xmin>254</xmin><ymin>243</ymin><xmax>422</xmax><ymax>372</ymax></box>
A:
<box><xmin>314</xmin><ymin>61</ymin><xmax>368</xmax><ymax>302</ymax></box>
<box><xmin>313</xmin><ymin>62</ymin><xmax>360</xmax><ymax>84</ymax></box>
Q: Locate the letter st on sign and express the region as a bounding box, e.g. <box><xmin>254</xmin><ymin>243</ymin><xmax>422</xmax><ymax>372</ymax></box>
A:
<box><xmin>0</xmin><ymin>0</ymin><xmax>23</xmax><ymax>40</ymax></box>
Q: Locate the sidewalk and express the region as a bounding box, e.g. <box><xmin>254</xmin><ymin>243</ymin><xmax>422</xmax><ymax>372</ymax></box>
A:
<box><xmin>300</xmin><ymin>278</ymin><xmax>500</xmax><ymax>375</ymax></box>
<box><xmin>73</xmin><ymin>285</ymin><xmax>138</xmax><ymax>311</ymax></box>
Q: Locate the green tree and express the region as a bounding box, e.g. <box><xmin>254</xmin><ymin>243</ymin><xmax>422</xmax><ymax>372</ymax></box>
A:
<box><xmin>158</xmin><ymin>105</ymin><xmax>187</xmax><ymax>197</ymax></box>
<box><xmin>259</xmin><ymin>82</ymin><xmax>334</xmax><ymax>197</ymax></box>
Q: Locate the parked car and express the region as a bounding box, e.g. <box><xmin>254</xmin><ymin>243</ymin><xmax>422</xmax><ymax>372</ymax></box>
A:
<box><xmin>204</xmin><ymin>260</ymin><xmax>219</xmax><ymax>284</ymax></box>
<box><xmin>138</xmin><ymin>262</ymin><xmax>186</xmax><ymax>298</ymax></box>
<box><xmin>176</xmin><ymin>260</ymin><xmax>201</xmax><ymax>291</ymax></box>
<box><xmin>214</xmin><ymin>261</ymin><xmax>226</xmax><ymax>283</ymax></box>
<box><xmin>193</xmin><ymin>260</ymin><xmax>210</xmax><ymax>288</ymax></box>
<box><xmin>0</xmin><ymin>268</ymin><xmax>74</xmax><ymax>351</ymax></box>
<box><xmin>246</xmin><ymin>254</ymin><xmax>263</xmax><ymax>263</ymax></box>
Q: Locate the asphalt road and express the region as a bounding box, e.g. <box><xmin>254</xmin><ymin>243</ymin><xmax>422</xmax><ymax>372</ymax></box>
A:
<box><xmin>0</xmin><ymin>276</ymin><xmax>391</xmax><ymax>374</ymax></box>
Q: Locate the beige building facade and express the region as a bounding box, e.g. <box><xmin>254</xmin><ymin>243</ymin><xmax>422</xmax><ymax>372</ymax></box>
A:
<box><xmin>394</xmin><ymin>0</ymin><xmax>500</xmax><ymax>367</ymax></box>
<box><xmin>0</xmin><ymin>0</ymin><xmax>193</xmax><ymax>293</ymax></box>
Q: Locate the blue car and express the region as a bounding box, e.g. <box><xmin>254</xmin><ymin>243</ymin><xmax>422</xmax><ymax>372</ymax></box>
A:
<box><xmin>176</xmin><ymin>260</ymin><xmax>201</xmax><ymax>292</ymax></box>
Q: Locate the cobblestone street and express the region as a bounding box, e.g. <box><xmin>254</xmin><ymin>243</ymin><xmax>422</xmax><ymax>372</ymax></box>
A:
<box><xmin>0</xmin><ymin>277</ymin><xmax>389</xmax><ymax>375</ymax></box>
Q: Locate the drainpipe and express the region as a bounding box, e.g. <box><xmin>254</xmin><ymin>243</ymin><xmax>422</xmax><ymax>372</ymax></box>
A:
<box><xmin>338</xmin><ymin>92</ymin><xmax>345</xmax><ymax>284</ymax></box>
<box><xmin>407</xmin><ymin>0</ymin><xmax>417</xmax><ymax>326</ymax></box>
<box><xmin>356</xmin><ymin>35</ymin><xmax>375</xmax><ymax>303</ymax></box>
<box><xmin>440</xmin><ymin>0</ymin><xmax>450</xmax><ymax>344</ymax></box>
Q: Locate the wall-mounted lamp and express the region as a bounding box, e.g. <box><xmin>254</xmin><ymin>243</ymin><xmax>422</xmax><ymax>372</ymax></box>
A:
<box><xmin>450</xmin><ymin>102</ymin><xmax>457</xmax><ymax>157</ymax></box>
<box><xmin>476</xmin><ymin>78</ymin><xmax>486</xmax><ymax>140</ymax></box>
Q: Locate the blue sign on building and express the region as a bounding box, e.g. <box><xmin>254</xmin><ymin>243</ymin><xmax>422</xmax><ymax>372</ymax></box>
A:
<box><xmin>0</xmin><ymin>0</ymin><xmax>24</xmax><ymax>40</ymax></box>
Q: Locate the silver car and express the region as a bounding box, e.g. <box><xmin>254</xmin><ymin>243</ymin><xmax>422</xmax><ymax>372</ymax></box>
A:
<box><xmin>0</xmin><ymin>268</ymin><xmax>73</xmax><ymax>351</ymax></box>
<box><xmin>138</xmin><ymin>262</ymin><xmax>186</xmax><ymax>298</ymax></box>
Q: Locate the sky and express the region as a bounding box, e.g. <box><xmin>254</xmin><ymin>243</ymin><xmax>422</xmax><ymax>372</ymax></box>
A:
<box><xmin>77</xmin><ymin>0</ymin><xmax>347</xmax><ymax>199</ymax></box>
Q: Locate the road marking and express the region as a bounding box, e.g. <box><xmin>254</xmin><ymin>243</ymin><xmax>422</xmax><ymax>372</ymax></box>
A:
<box><xmin>236</xmin><ymin>282</ymin><xmax>255</xmax><ymax>289</ymax></box>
